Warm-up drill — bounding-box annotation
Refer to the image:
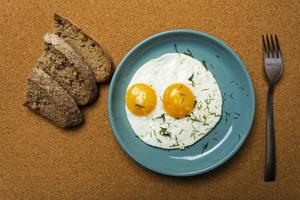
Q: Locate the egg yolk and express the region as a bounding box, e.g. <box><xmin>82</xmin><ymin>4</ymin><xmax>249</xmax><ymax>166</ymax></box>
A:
<box><xmin>126</xmin><ymin>83</ymin><xmax>157</xmax><ymax>116</ymax></box>
<box><xmin>163</xmin><ymin>83</ymin><xmax>195</xmax><ymax>119</ymax></box>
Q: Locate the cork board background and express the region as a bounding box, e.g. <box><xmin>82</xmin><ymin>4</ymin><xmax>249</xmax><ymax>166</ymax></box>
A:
<box><xmin>1</xmin><ymin>0</ymin><xmax>300</xmax><ymax>199</ymax></box>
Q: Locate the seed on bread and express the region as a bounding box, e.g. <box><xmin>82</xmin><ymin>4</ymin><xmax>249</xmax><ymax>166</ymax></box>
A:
<box><xmin>36</xmin><ymin>33</ymin><xmax>98</xmax><ymax>105</ymax></box>
<box><xmin>24</xmin><ymin>68</ymin><xmax>83</xmax><ymax>128</ymax></box>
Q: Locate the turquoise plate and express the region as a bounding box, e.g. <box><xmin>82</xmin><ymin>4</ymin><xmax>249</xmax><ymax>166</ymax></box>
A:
<box><xmin>108</xmin><ymin>30</ymin><xmax>255</xmax><ymax>176</ymax></box>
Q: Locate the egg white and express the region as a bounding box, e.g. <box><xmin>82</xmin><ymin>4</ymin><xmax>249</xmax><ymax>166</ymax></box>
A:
<box><xmin>125</xmin><ymin>53</ymin><xmax>222</xmax><ymax>149</ymax></box>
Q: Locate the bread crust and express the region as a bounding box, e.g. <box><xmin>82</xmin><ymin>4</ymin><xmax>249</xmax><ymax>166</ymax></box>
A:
<box><xmin>53</xmin><ymin>13</ymin><xmax>113</xmax><ymax>82</ymax></box>
<box><xmin>42</xmin><ymin>33</ymin><xmax>98</xmax><ymax>105</ymax></box>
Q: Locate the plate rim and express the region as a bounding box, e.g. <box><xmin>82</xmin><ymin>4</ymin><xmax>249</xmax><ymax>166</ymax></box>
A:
<box><xmin>108</xmin><ymin>29</ymin><xmax>256</xmax><ymax>176</ymax></box>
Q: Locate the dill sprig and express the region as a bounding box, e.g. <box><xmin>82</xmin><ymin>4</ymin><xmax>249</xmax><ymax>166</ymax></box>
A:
<box><xmin>178</xmin><ymin>129</ymin><xmax>184</xmax><ymax>135</ymax></box>
<box><xmin>224</xmin><ymin>111</ymin><xmax>231</xmax><ymax>122</ymax></box>
<box><xmin>135</xmin><ymin>104</ymin><xmax>144</xmax><ymax>109</ymax></box>
<box><xmin>183</xmin><ymin>49</ymin><xmax>194</xmax><ymax>58</ymax></box>
<box><xmin>154</xmin><ymin>113</ymin><xmax>166</xmax><ymax>122</ymax></box>
<box><xmin>203</xmin><ymin>115</ymin><xmax>209</xmax><ymax>125</ymax></box>
<box><xmin>153</xmin><ymin>130</ymin><xmax>157</xmax><ymax>137</ymax></box>
<box><xmin>158</xmin><ymin>127</ymin><xmax>171</xmax><ymax>137</ymax></box>
<box><xmin>190</xmin><ymin>130</ymin><xmax>196</xmax><ymax>140</ymax></box>
<box><xmin>186</xmin><ymin>114</ymin><xmax>202</xmax><ymax>123</ymax></box>
<box><xmin>193</xmin><ymin>100</ymin><xmax>197</xmax><ymax>108</ymax></box>
<box><xmin>188</xmin><ymin>73</ymin><xmax>195</xmax><ymax>87</ymax></box>
<box><xmin>196</xmin><ymin>100</ymin><xmax>203</xmax><ymax>110</ymax></box>
<box><xmin>201</xmin><ymin>141</ymin><xmax>209</xmax><ymax>154</ymax></box>
<box><xmin>180</xmin><ymin>93</ymin><xmax>186</xmax><ymax>104</ymax></box>
<box><xmin>232</xmin><ymin>112</ymin><xmax>241</xmax><ymax>119</ymax></box>
<box><xmin>233</xmin><ymin>112</ymin><xmax>240</xmax><ymax>116</ymax></box>
<box><xmin>202</xmin><ymin>60</ymin><xmax>208</xmax><ymax>70</ymax></box>
<box><xmin>174</xmin><ymin>44</ymin><xmax>179</xmax><ymax>54</ymax></box>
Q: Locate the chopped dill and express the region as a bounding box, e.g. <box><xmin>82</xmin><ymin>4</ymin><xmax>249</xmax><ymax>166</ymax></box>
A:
<box><xmin>196</xmin><ymin>100</ymin><xmax>203</xmax><ymax>110</ymax></box>
<box><xmin>213</xmin><ymin>137</ymin><xmax>218</xmax><ymax>141</ymax></box>
<box><xmin>224</xmin><ymin>111</ymin><xmax>231</xmax><ymax>122</ymax></box>
<box><xmin>201</xmin><ymin>88</ymin><xmax>209</xmax><ymax>91</ymax></box>
<box><xmin>233</xmin><ymin>112</ymin><xmax>241</xmax><ymax>116</ymax></box>
<box><xmin>229</xmin><ymin>92</ymin><xmax>234</xmax><ymax>99</ymax></box>
<box><xmin>155</xmin><ymin>113</ymin><xmax>166</xmax><ymax>122</ymax></box>
<box><xmin>188</xmin><ymin>73</ymin><xmax>195</xmax><ymax>87</ymax></box>
<box><xmin>178</xmin><ymin>129</ymin><xmax>184</xmax><ymax>135</ymax></box>
<box><xmin>239</xmin><ymin>86</ymin><xmax>244</xmax><ymax>90</ymax></box>
<box><xmin>203</xmin><ymin>115</ymin><xmax>209</xmax><ymax>125</ymax></box>
<box><xmin>210</xmin><ymin>64</ymin><xmax>214</xmax><ymax>69</ymax></box>
<box><xmin>156</xmin><ymin>138</ymin><xmax>162</xmax><ymax>143</ymax></box>
<box><xmin>167</xmin><ymin>122</ymin><xmax>171</xmax><ymax>128</ymax></box>
<box><xmin>238</xmin><ymin>134</ymin><xmax>241</xmax><ymax>140</ymax></box>
<box><xmin>202</xmin><ymin>60</ymin><xmax>208</xmax><ymax>70</ymax></box>
<box><xmin>175</xmin><ymin>135</ymin><xmax>179</xmax><ymax>146</ymax></box>
<box><xmin>201</xmin><ymin>141</ymin><xmax>209</xmax><ymax>154</ymax></box>
<box><xmin>198</xmin><ymin>132</ymin><xmax>206</xmax><ymax>137</ymax></box>
<box><xmin>174</xmin><ymin>44</ymin><xmax>179</xmax><ymax>54</ymax></box>
<box><xmin>232</xmin><ymin>112</ymin><xmax>240</xmax><ymax>120</ymax></box>
<box><xmin>186</xmin><ymin>114</ymin><xmax>202</xmax><ymax>123</ymax></box>
<box><xmin>135</xmin><ymin>104</ymin><xmax>144</xmax><ymax>109</ymax></box>
<box><xmin>193</xmin><ymin>100</ymin><xmax>197</xmax><ymax>108</ymax></box>
<box><xmin>153</xmin><ymin>130</ymin><xmax>157</xmax><ymax>137</ymax></box>
<box><xmin>183</xmin><ymin>49</ymin><xmax>194</xmax><ymax>58</ymax></box>
<box><xmin>230</xmin><ymin>80</ymin><xmax>235</xmax><ymax>83</ymax></box>
<box><xmin>205</xmin><ymin>98</ymin><xmax>213</xmax><ymax>106</ymax></box>
<box><xmin>208</xmin><ymin>111</ymin><xmax>220</xmax><ymax>117</ymax></box>
<box><xmin>180</xmin><ymin>93</ymin><xmax>186</xmax><ymax>104</ymax></box>
<box><xmin>225</xmin><ymin>111</ymin><xmax>231</xmax><ymax>115</ymax></box>
<box><xmin>158</xmin><ymin>127</ymin><xmax>171</xmax><ymax>137</ymax></box>
<box><xmin>181</xmin><ymin>97</ymin><xmax>185</xmax><ymax>104</ymax></box>
<box><xmin>169</xmin><ymin>136</ymin><xmax>179</xmax><ymax>148</ymax></box>
<box><xmin>190</xmin><ymin>130</ymin><xmax>196</xmax><ymax>140</ymax></box>
<box><xmin>216</xmin><ymin>54</ymin><xmax>220</xmax><ymax>58</ymax></box>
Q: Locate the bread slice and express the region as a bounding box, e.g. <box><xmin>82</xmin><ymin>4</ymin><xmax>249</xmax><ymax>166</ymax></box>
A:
<box><xmin>53</xmin><ymin>14</ymin><xmax>113</xmax><ymax>82</ymax></box>
<box><xmin>24</xmin><ymin>68</ymin><xmax>83</xmax><ymax>128</ymax></box>
<box><xmin>36</xmin><ymin>33</ymin><xmax>98</xmax><ymax>105</ymax></box>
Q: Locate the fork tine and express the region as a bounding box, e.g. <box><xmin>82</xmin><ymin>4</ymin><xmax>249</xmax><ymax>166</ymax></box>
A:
<box><xmin>275</xmin><ymin>35</ymin><xmax>281</xmax><ymax>58</ymax></box>
<box><xmin>262</xmin><ymin>35</ymin><xmax>267</xmax><ymax>57</ymax></box>
<box><xmin>266</xmin><ymin>35</ymin><xmax>272</xmax><ymax>57</ymax></box>
<box><xmin>270</xmin><ymin>35</ymin><xmax>276</xmax><ymax>58</ymax></box>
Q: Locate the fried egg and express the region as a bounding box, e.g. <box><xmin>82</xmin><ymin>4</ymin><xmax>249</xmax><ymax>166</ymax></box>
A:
<box><xmin>125</xmin><ymin>53</ymin><xmax>222</xmax><ymax>149</ymax></box>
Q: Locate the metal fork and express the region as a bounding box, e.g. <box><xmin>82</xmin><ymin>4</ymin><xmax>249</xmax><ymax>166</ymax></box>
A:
<box><xmin>262</xmin><ymin>34</ymin><xmax>283</xmax><ymax>182</ymax></box>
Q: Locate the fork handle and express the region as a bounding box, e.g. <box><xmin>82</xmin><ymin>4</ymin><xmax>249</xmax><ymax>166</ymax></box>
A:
<box><xmin>265</xmin><ymin>86</ymin><xmax>276</xmax><ymax>181</ymax></box>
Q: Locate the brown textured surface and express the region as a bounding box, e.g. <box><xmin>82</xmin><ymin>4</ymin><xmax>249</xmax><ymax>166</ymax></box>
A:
<box><xmin>0</xmin><ymin>0</ymin><xmax>300</xmax><ymax>199</ymax></box>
